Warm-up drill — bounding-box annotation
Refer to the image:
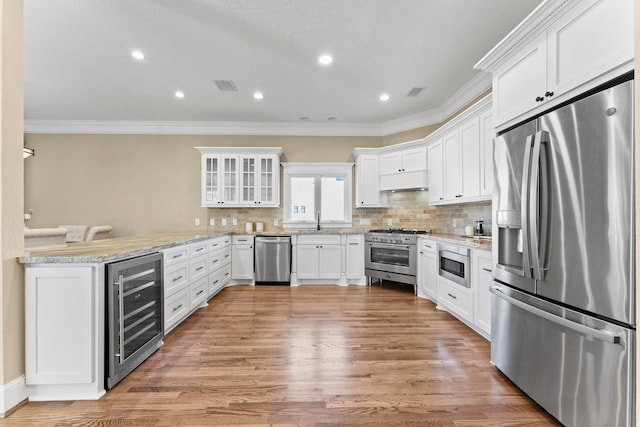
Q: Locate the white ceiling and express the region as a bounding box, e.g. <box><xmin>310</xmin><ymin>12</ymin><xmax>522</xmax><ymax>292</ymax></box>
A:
<box><xmin>24</xmin><ymin>0</ymin><xmax>542</xmax><ymax>136</ymax></box>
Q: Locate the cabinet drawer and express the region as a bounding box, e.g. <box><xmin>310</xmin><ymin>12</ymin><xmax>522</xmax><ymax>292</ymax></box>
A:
<box><xmin>208</xmin><ymin>249</ymin><xmax>223</xmax><ymax>272</ymax></box>
<box><xmin>296</xmin><ymin>234</ymin><xmax>341</xmax><ymax>245</ymax></box>
<box><xmin>189</xmin><ymin>277</ymin><xmax>208</xmax><ymax>311</ymax></box>
<box><xmin>190</xmin><ymin>241</ymin><xmax>208</xmax><ymax>258</ymax></box>
<box><xmin>418</xmin><ymin>238</ymin><xmax>437</xmax><ymax>254</ymax></box>
<box><xmin>437</xmin><ymin>277</ymin><xmax>473</xmax><ymax>323</ymax></box>
<box><xmin>163</xmin><ymin>245</ymin><xmax>189</xmax><ymax>267</ymax></box>
<box><xmin>232</xmin><ymin>235</ymin><xmax>254</xmax><ymax>245</ymax></box>
<box><xmin>164</xmin><ymin>288</ymin><xmax>189</xmax><ymax>333</ymax></box>
<box><xmin>164</xmin><ymin>262</ymin><xmax>189</xmax><ymax>296</ymax></box>
<box><xmin>208</xmin><ymin>270</ymin><xmax>225</xmax><ymax>298</ymax></box>
<box><xmin>190</xmin><ymin>254</ymin><xmax>208</xmax><ymax>282</ymax></box>
<box><xmin>221</xmin><ymin>246</ymin><xmax>232</xmax><ymax>266</ymax></box>
<box><xmin>220</xmin><ymin>236</ymin><xmax>232</xmax><ymax>247</ymax></box>
<box><xmin>207</xmin><ymin>237</ymin><xmax>225</xmax><ymax>252</ymax></box>
<box><xmin>220</xmin><ymin>264</ymin><xmax>232</xmax><ymax>285</ymax></box>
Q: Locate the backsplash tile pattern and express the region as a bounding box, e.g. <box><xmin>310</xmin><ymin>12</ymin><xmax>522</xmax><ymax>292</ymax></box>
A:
<box><xmin>205</xmin><ymin>192</ymin><xmax>491</xmax><ymax>236</ymax></box>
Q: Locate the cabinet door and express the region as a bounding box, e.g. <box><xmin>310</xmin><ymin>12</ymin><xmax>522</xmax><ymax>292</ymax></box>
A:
<box><xmin>401</xmin><ymin>146</ymin><xmax>427</xmax><ymax>172</ymax></box>
<box><xmin>459</xmin><ymin>117</ymin><xmax>480</xmax><ymax>199</ymax></box>
<box><xmin>427</xmin><ymin>140</ymin><xmax>443</xmax><ymax>204</ymax></box>
<box><xmin>258</xmin><ymin>155</ymin><xmax>278</xmax><ymax>205</ymax></box>
<box><xmin>239</xmin><ymin>156</ymin><xmax>257</xmax><ymax>205</ymax></box>
<box><xmin>202</xmin><ymin>156</ymin><xmax>221</xmax><ymax>206</ymax></box>
<box><xmin>220</xmin><ymin>156</ymin><xmax>239</xmax><ymax>204</ymax></box>
<box><xmin>442</xmin><ymin>130</ymin><xmax>461</xmax><ymax>200</ymax></box>
<box><xmin>479</xmin><ymin>110</ymin><xmax>494</xmax><ymax>197</ymax></box>
<box><xmin>318</xmin><ymin>245</ymin><xmax>341</xmax><ymax>280</ymax></box>
<box><xmin>296</xmin><ymin>245</ymin><xmax>319</xmax><ymax>279</ymax></box>
<box><xmin>417</xmin><ymin>244</ymin><xmax>437</xmax><ymax>301</ymax></box>
<box><xmin>379</xmin><ymin>151</ymin><xmax>403</xmax><ymax>175</ymax></box>
<box><xmin>356</xmin><ymin>155</ymin><xmax>383</xmax><ymax>207</ymax></box>
<box><xmin>493</xmin><ymin>34</ymin><xmax>547</xmax><ymax>126</ymax></box>
<box><xmin>547</xmin><ymin>0</ymin><xmax>633</xmax><ymax>100</ymax></box>
<box><xmin>231</xmin><ymin>244</ymin><xmax>254</xmax><ymax>280</ymax></box>
<box><xmin>346</xmin><ymin>235</ymin><xmax>364</xmax><ymax>279</ymax></box>
<box><xmin>473</xmin><ymin>250</ymin><xmax>493</xmax><ymax>337</ymax></box>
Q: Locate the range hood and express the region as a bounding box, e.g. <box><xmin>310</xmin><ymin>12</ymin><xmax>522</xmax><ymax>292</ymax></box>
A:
<box><xmin>380</xmin><ymin>170</ymin><xmax>428</xmax><ymax>192</ymax></box>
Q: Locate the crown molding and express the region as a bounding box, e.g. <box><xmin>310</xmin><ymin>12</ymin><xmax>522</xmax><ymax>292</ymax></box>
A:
<box><xmin>24</xmin><ymin>74</ymin><xmax>492</xmax><ymax>138</ymax></box>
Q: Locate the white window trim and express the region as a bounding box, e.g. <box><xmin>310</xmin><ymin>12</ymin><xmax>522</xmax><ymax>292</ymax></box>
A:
<box><xmin>282</xmin><ymin>162</ymin><xmax>354</xmax><ymax>229</ymax></box>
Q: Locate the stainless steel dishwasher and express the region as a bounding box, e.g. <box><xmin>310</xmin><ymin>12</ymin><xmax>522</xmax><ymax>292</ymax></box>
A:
<box><xmin>254</xmin><ymin>235</ymin><xmax>291</xmax><ymax>284</ymax></box>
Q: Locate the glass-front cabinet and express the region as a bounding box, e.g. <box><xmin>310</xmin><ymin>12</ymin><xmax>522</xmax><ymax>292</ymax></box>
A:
<box><xmin>197</xmin><ymin>147</ymin><xmax>282</xmax><ymax>208</ymax></box>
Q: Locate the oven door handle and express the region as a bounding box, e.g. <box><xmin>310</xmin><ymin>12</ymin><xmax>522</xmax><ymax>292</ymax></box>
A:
<box><xmin>370</xmin><ymin>242</ymin><xmax>411</xmax><ymax>250</ymax></box>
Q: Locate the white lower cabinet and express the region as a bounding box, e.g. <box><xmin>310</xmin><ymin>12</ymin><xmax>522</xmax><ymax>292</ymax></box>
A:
<box><xmin>416</xmin><ymin>238</ymin><xmax>437</xmax><ymax>301</ymax></box>
<box><xmin>472</xmin><ymin>249</ymin><xmax>492</xmax><ymax>338</ymax></box>
<box><xmin>189</xmin><ymin>276</ymin><xmax>209</xmax><ymax>311</ymax></box>
<box><xmin>231</xmin><ymin>235</ymin><xmax>255</xmax><ymax>280</ymax></box>
<box><xmin>295</xmin><ymin>234</ymin><xmax>342</xmax><ymax>281</ymax></box>
<box><xmin>164</xmin><ymin>288</ymin><xmax>190</xmax><ymax>333</ymax></box>
<box><xmin>345</xmin><ymin>234</ymin><xmax>364</xmax><ymax>280</ymax></box>
<box><xmin>437</xmin><ymin>276</ymin><xmax>474</xmax><ymax>324</ymax></box>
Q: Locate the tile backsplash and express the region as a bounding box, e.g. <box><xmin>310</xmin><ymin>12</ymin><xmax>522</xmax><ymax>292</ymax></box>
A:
<box><xmin>205</xmin><ymin>191</ymin><xmax>491</xmax><ymax>235</ymax></box>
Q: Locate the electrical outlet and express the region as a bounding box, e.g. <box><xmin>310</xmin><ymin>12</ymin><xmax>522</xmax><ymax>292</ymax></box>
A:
<box><xmin>359</xmin><ymin>218</ymin><xmax>371</xmax><ymax>225</ymax></box>
<box><xmin>221</xmin><ymin>218</ymin><xmax>227</xmax><ymax>226</ymax></box>
<box><xmin>273</xmin><ymin>218</ymin><xmax>279</xmax><ymax>226</ymax></box>
<box><xmin>194</xmin><ymin>218</ymin><xmax>200</xmax><ymax>226</ymax></box>
<box><xmin>209</xmin><ymin>218</ymin><xmax>215</xmax><ymax>226</ymax></box>
<box><xmin>387</xmin><ymin>218</ymin><xmax>393</xmax><ymax>226</ymax></box>
<box><xmin>232</xmin><ymin>218</ymin><xmax>238</xmax><ymax>226</ymax></box>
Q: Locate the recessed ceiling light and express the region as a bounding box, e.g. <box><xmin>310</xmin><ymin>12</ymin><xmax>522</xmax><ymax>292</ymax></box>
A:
<box><xmin>131</xmin><ymin>50</ymin><xmax>145</xmax><ymax>60</ymax></box>
<box><xmin>318</xmin><ymin>54</ymin><xmax>333</xmax><ymax>66</ymax></box>
<box><xmin>174</xmin><ymin>91</ymin><xmax>185</xmax><ymax>99</ymax></box>
<box><xmin>379</xmin><ymin>93</ymin><xmax>390</xmax><ymax>102</ymax></box>
<box><xmin>253</xmin><ymin>91</ymin><xmax>264</xmax><ymax>100</ymax></box>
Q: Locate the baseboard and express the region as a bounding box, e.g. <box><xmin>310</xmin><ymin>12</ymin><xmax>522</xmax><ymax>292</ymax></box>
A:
<box><xmin>0</xmin><ymin>376</ymin><xmax>28</xmax><ymax>417</ymax></box>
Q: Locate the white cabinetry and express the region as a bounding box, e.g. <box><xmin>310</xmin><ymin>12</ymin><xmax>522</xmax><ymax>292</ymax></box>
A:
<box><xmin>427</xmin><ymin>140</ymin><xmax>443</xmax><ymax>204</ymax></box>
<box><xmin>416</xmin><ymin>238</ymin><xmax>437</xmax><ymax>302</ymax></box>
<box><xmin>231</xmin><ymin>235</ymin><xmax>255</xmax><ymax>280</ymax></box>
<box><xmin>437</xmin><ymin>276</ymin><xmax>474</xmax><ymax>324</ymax></box>
<box><xmin>379</xmin><ymin>145</ymin><xmax>428</xmax><ymax>191</ymax></box>
<box><xmin>353</xmin><ymin>149</ymin><xmax>388</xmax><ymax>208</ymax></box>
<box><xmin>472</xmin><ymin>249</ymin><xmax>492</xmax><ymax>338</ymax></box>
<box><xmin>475</xmin><ymin>0</ymin><xmax>633</xmax><ymax>129</ymax></box>
<box><xmin>345</xmin><ymin>234</ymin><xmax>364</xmax><ymax>280</ymax></box>
<box><xmin>295</xmin><ymin>234</ymin><xmax>341</xmax><ymax>280</ymax></box>
<box><xmin>163</xmin><ymin>244</ymin><xmax>192</xmax><ymax>332</ymax></box>
<box><xmin>197</xmin><ymin>147</ymin><xmax>282</xmax><ymax>208</ymax></box>
<box><xmin>427</xmin><ymin>96</ymin><xmax>492</xmax><ymax>205</ymax></box>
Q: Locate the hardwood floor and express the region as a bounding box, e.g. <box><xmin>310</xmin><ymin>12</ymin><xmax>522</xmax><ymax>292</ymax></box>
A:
<box><xmin>3</xmin><ymin>284</ymin><xmax>560</xmax><ymax>426</ymax></box>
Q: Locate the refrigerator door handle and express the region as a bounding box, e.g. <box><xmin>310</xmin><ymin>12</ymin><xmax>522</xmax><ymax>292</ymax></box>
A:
<box><xmin>520</xmin><ymin>134</ymin><xmax>535</xmax><ymax>279</ymax></box>
<box><xmin>490</xmin><ymin>285</ymin><xmax>622</xmax><ymax>345</ymax></box>
<box><xmin>529</xmin><ymin>131</ymin><xmax>549</xmax><ymax>281</ymax></box>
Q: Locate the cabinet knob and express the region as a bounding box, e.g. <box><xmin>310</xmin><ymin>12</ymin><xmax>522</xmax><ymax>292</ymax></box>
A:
<box><xmin>439</xmin><ymin>197</ymin><xmax>443</xmax><ymax>200</ymax></box>
<box><xmin>419</xmin><ymin>251</ymin><xmax>424</xmax><ymax>254</ymax></box>
<box><xmin>545</xmin><ymin>91</ymin><xmax>554</xmax><ymax>98</ymax></box>
<box><xmin>536</xmin><ymin>96</ymin><xmax>544</xmax><ymax>102</ymax></box>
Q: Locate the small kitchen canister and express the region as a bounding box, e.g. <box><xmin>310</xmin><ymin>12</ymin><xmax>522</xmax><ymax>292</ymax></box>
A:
<box><xmin>255</xmin><ymin>222</ymin><xmax>264</xmax><ymax>232</ymax></box>
<box><xmin>245</xmin><ymin>222</ymin><xmax>254</xmax><ymax>232</ymax></box>
<box><xmin>464</xmin><ymin>225</ymin><xmax>474</xmax><ymax>236</ymax></box>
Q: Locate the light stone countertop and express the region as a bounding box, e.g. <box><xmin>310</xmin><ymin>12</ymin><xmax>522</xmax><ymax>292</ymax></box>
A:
<box><xmin>420</xmin><ymin>233</ymin><xmax>492</xmax><ymax>250</ymax></box>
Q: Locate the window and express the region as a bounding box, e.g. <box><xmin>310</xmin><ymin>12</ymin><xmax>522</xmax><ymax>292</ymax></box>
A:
<box><xmin>282</xmin><ymin>163</ymin><xmax>353</xmax><ymax>228</ymax></box>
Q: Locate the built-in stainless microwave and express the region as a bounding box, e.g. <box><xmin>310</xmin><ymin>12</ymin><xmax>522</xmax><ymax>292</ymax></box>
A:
<box><xmin>438</xmin><ymin>243</ymin><xmax>470</xmax><ymax>287</ymax></box>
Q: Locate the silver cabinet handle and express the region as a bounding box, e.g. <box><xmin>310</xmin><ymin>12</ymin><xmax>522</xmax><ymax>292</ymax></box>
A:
<box><xmin>173</xmin><ymin>303</ymin><xmax>183</xmax><ymax>312</ymax></box>
<box><xmin>424</xmin><ymin>244</ymin><xmax>432</xmax><ymax>249</ymax></box>
<box><xmin>196</xmin><ymin>266</ymin><xmax>204</xmax><ymax>272</ymax></box>
<box><xmin>490</xmin><ymin>286</ymin><xmax>621</xmax><ymax>344</ymax></box>
<box><xmin>447</xmin><ymin>293</ymin><xmax>457</xmax><ymax>300</ymax></box>
<box><xmin>195</xmin><ymin>247</ymin><xmax>204</xmax><ymax>252</ymax></box>
<box><xmin>196</xmin><ymin>290</ymin><xmax>204</xmax><ymax>296</ymax></box>
<box><xmin>482</xmin><ymin>268</ymin><xmax>492</xmax><ymax>273</ymax></box>
<box><xmin>172</xmin><ymin>254</ymin><xmax>183</xmax><ymax>259</ymax></box>
<box><xmin>172</xmin><ymin>275</ymin><xmax>183</xmax><ymax>282</ymax></box>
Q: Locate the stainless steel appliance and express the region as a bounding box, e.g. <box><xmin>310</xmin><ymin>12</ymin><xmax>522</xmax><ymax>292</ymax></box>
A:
<box><xmin>438</xmin><ymin>243</ymin><xmax>470</xmax><ymax>287</ymax></box>
<box><xmin>491</xmin><ymin>76</ymin><xmax>634</xmax><ymax>427</ymax></box>
<box><xmin>106</xmin><ymin>252</ymin><xmax>164</xmax><ymax>389</ymax></box>
<box><xmin>255</xmin><ymin>235</ymin><xmax>291</xmax><ymax>284</ymax></box>
<box><xmin>365</xmin><ymin>229</ymin><xmax>428</xmax><ymax>288</ymax></box>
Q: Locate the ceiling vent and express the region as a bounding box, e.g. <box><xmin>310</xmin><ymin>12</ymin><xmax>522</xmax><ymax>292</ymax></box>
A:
<box><xmin>407</xmin><ymin>87</ymin><xmax>424</xmax><ymax>97</ymax></box>
<box><xmin>213</xmin><ymin>79</ymin><xmax>238</xmax><ymax>92</ymax></box>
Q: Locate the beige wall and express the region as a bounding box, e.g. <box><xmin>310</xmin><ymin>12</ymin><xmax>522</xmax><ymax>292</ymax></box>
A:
<box><xmin>1</xmin><ymin>0</ymin><xmax>25</xmax><ymax>386</ymax></box>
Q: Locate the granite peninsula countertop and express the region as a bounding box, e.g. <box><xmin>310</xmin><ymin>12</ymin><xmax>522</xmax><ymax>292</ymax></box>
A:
<box><xmin>420</xmin><ymin>233</ymin><xmax>492</xmax><ymax>250</ymax></box>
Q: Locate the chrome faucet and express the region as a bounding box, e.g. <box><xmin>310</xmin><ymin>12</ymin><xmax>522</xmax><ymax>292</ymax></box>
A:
<box><xmin>316</xmin><ymin>211</ymin><xmax>321</xmax><ymax>231</ymax></box>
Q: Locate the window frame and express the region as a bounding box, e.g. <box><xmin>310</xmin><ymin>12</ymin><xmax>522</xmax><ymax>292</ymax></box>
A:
<box><xmin>282</xmin><ymin>162</ymin><xmax>353</xmax><ymax>229</ymax></box>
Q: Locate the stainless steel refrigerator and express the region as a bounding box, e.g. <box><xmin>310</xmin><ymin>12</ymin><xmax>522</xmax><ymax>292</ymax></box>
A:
<box><xmin>491</xmin><ymin>76</ymin><xmax>634</xmax><ymax>427</ymax></box>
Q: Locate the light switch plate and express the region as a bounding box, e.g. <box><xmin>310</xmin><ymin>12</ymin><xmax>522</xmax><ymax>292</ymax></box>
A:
<box><xmin>273</xmin><ymin>218</ymin><xmax>279</xmax><ymax>226</ymax></box>
<box><xmin>221</xmin><ymin>218</ymin><xmax>227</xmax><ymax>226</ymax></box>
<box><xmin>194</xmin><ymin>218</ymin><xmax>200</xmax><ymax>226</ymax></box>
<box><xmin>209</xmin><ymin>218</ymin><xmax>215</xmax><ymax>226</ymax></box>
<box><xmin>232</xmin><ymin>218</ymin><xmax>238</xmax><ymax>226</ymax></box>
<box><xmin>387</xmin><ymin>218</ymin><xmax>393</xmax><ymax>226</ymax></box>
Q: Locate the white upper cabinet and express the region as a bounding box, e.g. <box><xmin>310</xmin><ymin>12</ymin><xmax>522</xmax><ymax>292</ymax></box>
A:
<box><xmin>427</xmin><ymin>139</ymin><xmax>443</xmax><ymax>204</ymax></box>
<box><xmin>196</xmin><ymin>147</ymin><xmax>282</xmax><ymax>208</ymax></box>
<box><xmin>427</xmin><ymin>95</ymin><xmax>492</xmax><ymax>206</ymax></box>
<box><xmin>475</xmin><ymin>0</ymin><xmax>634</xmax><ymax>129</ymax></box>
<box><xmin>379</xmin><ymin>145</ymin><xmax>428</xmax><ymax>191</ymax></box>
<box><xmin>353</xmin><ymin>149</ymin><xmax>388</xmax><ymax>208</ymax></box>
